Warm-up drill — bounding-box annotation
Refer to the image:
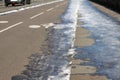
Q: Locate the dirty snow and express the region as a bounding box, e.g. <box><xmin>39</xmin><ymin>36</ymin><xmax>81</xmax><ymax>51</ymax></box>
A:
<box><xmin>46</xmin><ymin>0</ymin><xmax>80</xmax><ymax>80</ymax></box>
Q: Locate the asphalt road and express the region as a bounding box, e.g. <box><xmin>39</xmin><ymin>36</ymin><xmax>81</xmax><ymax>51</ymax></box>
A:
<box><xmin>0</xmin><ymin>0</ymin><xmax>59</xmax><ymax>13</ymax></box>
<box><xmin>0</xmin><ymin>0</ymin><xmax>67</xmax><ymax>80</ymax></box>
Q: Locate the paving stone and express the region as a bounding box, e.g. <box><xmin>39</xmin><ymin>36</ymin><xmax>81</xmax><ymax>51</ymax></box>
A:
<box><xmin>71</xmin><ymin>65</ymin><xmax>96</xmax><ymax>74</ymax></box>
<box><xmin>72</xmin><ymin>59</ymin><xmax>89</xmax><ymax>65</ymax></box>
<box><xmin>70</xmin><ymin>74</ymin><xmax>108</xmax><ymax>80</ymax></box>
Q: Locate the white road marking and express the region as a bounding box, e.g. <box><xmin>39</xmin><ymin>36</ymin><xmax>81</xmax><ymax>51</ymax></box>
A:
<box><xmin>0</xmin><ymin>21</ymin><xmax>8</xmax><ymax>23</ymax></box>
<box><xmin>0</xmin><ymin>22</ymin><xmax>23</xmax><ymax>33</ymax></box>
<box><xmin>41</xmin><ymin>23</ymin><xmax>54</xmax><ymax>28</ymax></box>
<box><xmin>30</xmin><ymin>12</ymin><xmax>44</xmax><ymax>19</ymax></box>
<box><xmin>29</xmin><ymin>25</ymin><xmax>41</xmax><ymax>29</ymax></box>
<box><xmin>46</xmin><ymin>8</ymin><xmax>54</xmax><ymax>12</ymax></box>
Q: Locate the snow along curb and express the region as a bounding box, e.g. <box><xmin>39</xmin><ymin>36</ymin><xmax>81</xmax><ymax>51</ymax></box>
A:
<box><xmin>47</xmin><ymin>0</ymin><xmax>80</xmax><ymax>80</ymax></box>
<box><xmin>11</xmin><ymin>0</ymin><xmax>80</xmax><ymax>80</ymax></box>
<box><xmin>0</xmin><ymin>0</ymin><xmax>64</xmax><ymax>16</ymax></box>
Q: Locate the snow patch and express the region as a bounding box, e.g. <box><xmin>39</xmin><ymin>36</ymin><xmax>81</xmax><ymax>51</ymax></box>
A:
<box><xmin>47</xmin><ymin>0</ymin><xmax>80</xmax><ymax>80</ymax></box>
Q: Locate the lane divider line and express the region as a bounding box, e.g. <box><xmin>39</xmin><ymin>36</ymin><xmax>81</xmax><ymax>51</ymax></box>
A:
<box><xmin>30</xmin><ymin>12</ymin><xmax>44</xmax><ymax>19</ymax></box>
<box><xmin>0</xmin><ymin>21</ymin><xmax>8</xmax><ymax>24</ymax></box>
<box><xmin>46</xmin><ymin>8</ymin><xmax>54</xmax><ymax>12</ymax></box>
<box><xmin>0</xmin><ymin>22</ymin><xmax>23</xmax><ymax>33</ymax></box>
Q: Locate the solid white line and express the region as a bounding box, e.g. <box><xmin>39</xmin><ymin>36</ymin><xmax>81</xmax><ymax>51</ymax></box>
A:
<box><xmin>30</xmin><ymin>12</ymin><xmax>44</xmax><ymax>19</ymax></box>
<box><xmin>0</xmin><ymin>22</ymin><xmax>23</xmax><ymax>33</ymax></box>
<box><xmin>46</xmin><ymin>8</ymin><xmax>54</xmax><ymax>12</ymax></box>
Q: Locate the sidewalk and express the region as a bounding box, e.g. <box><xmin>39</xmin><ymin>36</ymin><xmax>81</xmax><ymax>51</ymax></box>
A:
<box><xmin>70</xmin><ymin>16</ymin><xmax>108</xmax><ymax>80</ymax></box>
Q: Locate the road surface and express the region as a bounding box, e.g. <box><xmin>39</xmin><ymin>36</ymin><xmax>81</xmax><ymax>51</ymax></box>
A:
<box><xmin>0</xmin><ymin>0</ymin><xmax>67</xmax><ymax>80</ymax></box>
<box><xmin>1</xmin><ymin>0</ymin><xmax>120</xmax><ymax>80</ymax></box>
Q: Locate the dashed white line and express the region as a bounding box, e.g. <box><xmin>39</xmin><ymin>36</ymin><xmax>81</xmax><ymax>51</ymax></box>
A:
<box><xmin>46</xmin><ymin>8</ymin><xmax>54</xmax><ymax>12</ymax></box>
<box><xmin>0</xmin><ymin>22</ymin><xmax>23</xmax><ymax>33</ymax></box>
<box><xmin>0</xmin><ymin>21</ymin><xmax>8</xmax><ymax>23</ymax></box>
<box><xmin>30</xmin><ymin>12</ymin><xmax>44</xmax><ymax>19</ymax></box>
<box><xmin>29</xmin><ymin>25</ymin><xmax>41</xmax><ymax>29</ymax></box>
